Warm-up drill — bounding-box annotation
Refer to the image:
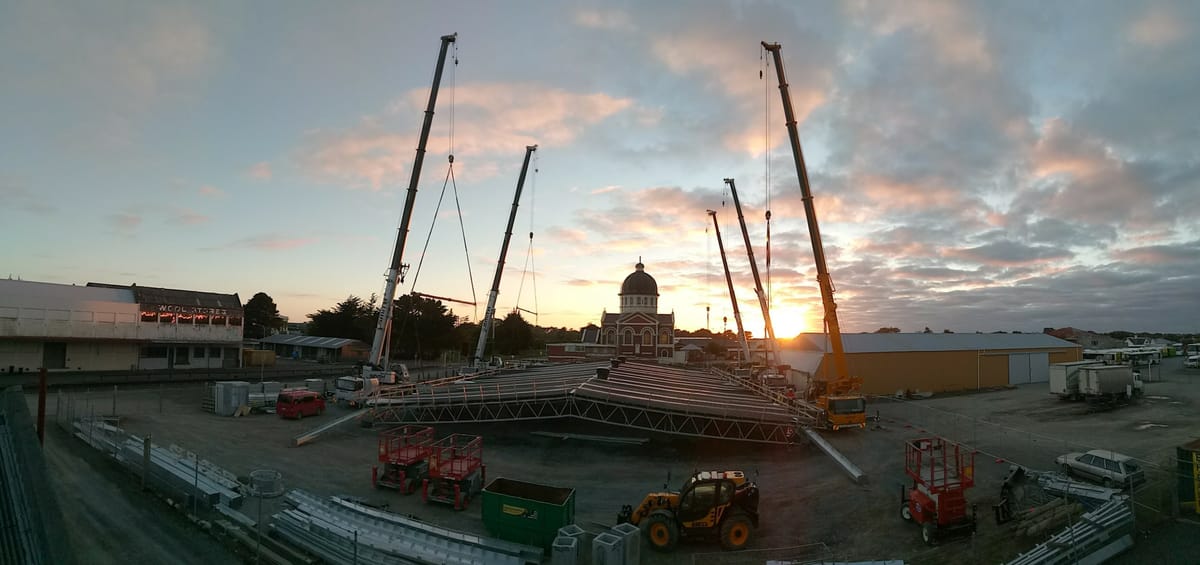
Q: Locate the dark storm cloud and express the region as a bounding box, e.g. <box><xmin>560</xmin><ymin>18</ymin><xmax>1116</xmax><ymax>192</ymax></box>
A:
<box><xmin>946</xmin><ymin>241</ymin><xmax>1073</xmax><ymax>266</ymax></box>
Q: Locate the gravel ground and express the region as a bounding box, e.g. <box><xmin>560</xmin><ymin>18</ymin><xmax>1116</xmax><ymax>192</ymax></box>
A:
<box><xmin>29</xmin><ymin>356</ymin><xmax>1200</xmax><ymax>564</ymax></box>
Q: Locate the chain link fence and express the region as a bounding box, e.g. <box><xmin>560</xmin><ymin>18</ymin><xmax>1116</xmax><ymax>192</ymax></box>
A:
<box><xmin>872</xmin><ymin>395</ymin><xmax>1179</xmax><ymax>530</ymax></box>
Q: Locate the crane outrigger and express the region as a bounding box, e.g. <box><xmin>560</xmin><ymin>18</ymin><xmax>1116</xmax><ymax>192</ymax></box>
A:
<box><xmin>762</xmin><ymin>41</ymin><xmax>866</xmax><ymax>430</ymax></box>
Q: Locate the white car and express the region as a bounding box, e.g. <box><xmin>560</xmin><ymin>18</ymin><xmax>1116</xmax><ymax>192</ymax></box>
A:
<box><xmin>1185</xmin><ymin>355</ymin><xmax>1200</xmax><ymax>369</ymax></box>
<box><xmin>1055</xmin><ymin>449</ymin><xmax>1145</xmax><ymax>489</ymax></box>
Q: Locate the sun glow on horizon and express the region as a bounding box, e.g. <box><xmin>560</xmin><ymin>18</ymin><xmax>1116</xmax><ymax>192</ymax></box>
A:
<box><xmin>769</xmin><ymin>305</ymin><xmax>817</xmax><ymax>338</ymax></box>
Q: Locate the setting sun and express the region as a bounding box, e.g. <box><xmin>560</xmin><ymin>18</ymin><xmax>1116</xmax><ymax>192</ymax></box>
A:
<box><xmin>769</xmin><ymin>305</ymin><xmax>817</xmax><ymax>338</ymax></box>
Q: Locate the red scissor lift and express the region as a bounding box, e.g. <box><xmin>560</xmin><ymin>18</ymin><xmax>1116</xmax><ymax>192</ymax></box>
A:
<box><xmin>901</xmin><ymin>437</ymin><xmax>977</xmax><ymax>545</ymax></box>
<box><xmin>372</xmin><ymin>425</ymin><xmax>435</xmax><ymax>494</ymax></box>
<box><xmin>422</xmin><ymin>433</ymin><xmax>486</xmax><ymax>510</ymax></box>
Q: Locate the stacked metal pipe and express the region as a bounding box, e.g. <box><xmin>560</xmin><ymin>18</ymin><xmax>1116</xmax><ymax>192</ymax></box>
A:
<box><xmin>271</xmin><ymin>490</ymin><xmax>542</xmax><ymax>565</ymax></box>
<box><xmin>72</xmin><ymin>418</ymin><xmax>244</xmax><ymax>509</ymax></box>
<box><xmin>1005</xmin><ymin>496</ymin><xmax>1135</xmax><ymax>565</ymax></box>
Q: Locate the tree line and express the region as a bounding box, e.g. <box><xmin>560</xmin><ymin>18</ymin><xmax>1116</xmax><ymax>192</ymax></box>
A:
<box><xmin>301</xmin><ymin>294</ymin><xmax>579</xmax><ymax>360</ymax></box>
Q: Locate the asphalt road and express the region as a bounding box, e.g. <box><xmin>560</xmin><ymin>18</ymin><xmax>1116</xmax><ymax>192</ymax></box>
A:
<box><xmin>41</xmin><ymin>423</ymin><xmax>240</xmax><ymax>565</ymax></box>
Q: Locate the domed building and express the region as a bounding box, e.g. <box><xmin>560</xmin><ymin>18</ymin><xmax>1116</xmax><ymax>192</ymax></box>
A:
<box><xmin>597</xmin><ymin>259</ymin><xmax>675</xmax><ymax>359</ymax></box>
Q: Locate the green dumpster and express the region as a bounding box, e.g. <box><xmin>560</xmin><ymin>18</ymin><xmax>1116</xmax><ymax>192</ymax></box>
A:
<box><xmin>481</xmin><ymin>477</ymin><xmax>576</xmax><ymax>548</ymax></box>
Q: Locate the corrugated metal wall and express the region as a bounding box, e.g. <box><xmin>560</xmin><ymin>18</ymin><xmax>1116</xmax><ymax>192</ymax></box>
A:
<box><xmin>812</xmin><ymin>347</ymin><xmax>1083</xmax><ymax>395</ymax></box>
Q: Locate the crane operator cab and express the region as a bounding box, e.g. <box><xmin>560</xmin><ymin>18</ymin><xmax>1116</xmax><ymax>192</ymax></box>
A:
<box><xmin>825</xmin><ymin>395</ymin><xmax>867</xmax><ymax>430</ymax></box>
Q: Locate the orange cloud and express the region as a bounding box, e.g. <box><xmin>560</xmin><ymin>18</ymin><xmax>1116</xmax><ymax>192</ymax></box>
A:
<box><xmin>1128</xmin><ymin>5</ymin><xmax>1188</xmax><ymax>47</ymax></box>
<box><xmin>303</xmin><ymin>83</ymin><xmax>633</xmax><ymax>190</ymax></box>
<box><xmin>848</xmin><ymin>0</ymin><xmax>992</xmax><ymax>70</ymax></box>
<box><xmin>247</xmin><ymin>162</ymin><xmax>272</xmax><ymax>180</ymax></box>
<box><xmin>651</xmin><ymin>30</ymin><xmax>830</xmax><ymax>157</ymax></box>
<box><xmin>574</xmin><ymin>9</ymin><xmax>635</xmax><ymax>32</ymax></box>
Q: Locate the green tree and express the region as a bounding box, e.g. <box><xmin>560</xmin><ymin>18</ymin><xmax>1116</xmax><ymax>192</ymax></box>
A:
<box><xmin>875</xmin><ymin>327</ymin><xmax>901</xmax><ymax>333</ymax></box>
<box><xmin>243</xmin><ymin>292</ymin><xmax>285</xmax><ymax>338</ymax></box>
<box><xmin>307</xmin><ymin>295</ymin><xmax>378</xmax><ymax>342</ymax></box>
<box><xmin>492</xmin><ymin>311</ymin><xmax>534</xmax><ymax>355</ymax></box>
<box><xmin>389</xmin><ymin>294</ymin><xmax>458</xmax><ymax>360</ymax></box>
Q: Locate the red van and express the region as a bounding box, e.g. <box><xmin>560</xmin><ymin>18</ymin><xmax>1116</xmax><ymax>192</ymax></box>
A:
<box><xmin>276</xmin><ymin>390</ymin><xmax>325</xmax><ymax>419</ymax></box>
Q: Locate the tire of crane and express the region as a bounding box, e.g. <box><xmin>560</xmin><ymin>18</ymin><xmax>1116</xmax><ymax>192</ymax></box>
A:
<box><xmin>901</xmin><ymin>503</ymin><xmax>913</xmax><ymax>522</ymax></box>
<box><xmin>719</xmin><ymin>513</ymin><xmax>753</xmax><ymax>551</ymax></box>
<box><xmin>921</xmin><ymin>522</ymin><xmax>937</xmax><ymax>546</ymax></box>
<box><xmin>641</xmin><ymin>511</ymin><xmax>679</xmax><ymax>552</ymax></box>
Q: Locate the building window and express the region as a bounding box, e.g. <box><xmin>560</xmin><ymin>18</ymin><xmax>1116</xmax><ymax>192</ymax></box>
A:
<box><xmin>623</xmin><ymin>329</ymin><xmax>633</xmax><ymax>345</ymax></box>
<box><xmin>212</xmin><ymin>314</ymin><xmax>227</xmax><ymax>326</ymax></box>
<box><xmin>159</xmin><ymin>312</ymin><xmax>175</xmax><ymax>324</ymax></box>
<box><xmin>141</xmin><ymin>311</ymin><xmax>158</xmax><ymax>322</ymax></box>
<box><xmin>209</xmin><ymin>347</ymin><xmax>221</xmax><ymax>358</ymax></box>
<box><xmin>659</xmin><ymin>331</ymin><xmax>670</xmax><ymax>344</ymax></box>
<box><xmin>175</xmin><ymin>347</ymin><xmax>190</xmax><ymax>365</ymax></box>
<box><xmin>139</xmin><ymin>346</ymin><xmax>168</xmax><ymax>358</ymax></box>
<box><xmin>229</xmin><ymin>317</ymin><xmax>242</xmax><ymax>327</ymax></box>
<box><xmin>642</xmin><ymin>330</ymin><xmax>653</xmax><ymax>345</ymax></box>
<box><xmin>178</xmin><ymin>313</ymin><xmax>194</xmax><ymax>325</ymax></box>
<box><xmin>194</xmin><ymin>347</ymin><xmax>206</xmax><ymax>358</ymax></box>
<box><xmin>195</xmin><ymin>314</ymin><xmax>209</xmax><ymax>325</ymax></box>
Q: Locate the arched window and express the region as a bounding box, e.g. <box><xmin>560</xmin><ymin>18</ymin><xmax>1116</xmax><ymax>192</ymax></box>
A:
<box><xmin>623</xmin><ymin>329</ymin><xmax>634</xmax><ymax>345</ymax></box>
<box><xmin>605</xmin><ymin>330</ymin><xmax>616</xmax><ymax>345</ymax></box>
<box><xmin>659</xmin><ymin>331</ymin><xmax>670</xmax><ymax>344</ymax></box>
<box><xmin>660</xmin><ymin>349</ymin><xmax>670</xmax><ymax>358</ymax></box>
<box><xmin>642</xmin><ymin>329</ymin><xmax>654</xmax><ymax>345</ymax></box>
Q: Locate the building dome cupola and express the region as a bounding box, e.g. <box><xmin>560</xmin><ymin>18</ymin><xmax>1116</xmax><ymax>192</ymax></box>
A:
<box><xmin>619</xmin><ymin>257</ymin><xmax>659</xmax><ymax>314</ymax></box>
<box><xmin>620</xmin><ymin>259</ymin><xmax>658</xmax><ymax>297</ymax></box>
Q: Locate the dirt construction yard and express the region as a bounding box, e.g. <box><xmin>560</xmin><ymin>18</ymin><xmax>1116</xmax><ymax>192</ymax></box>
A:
<box><xmin>37</xmin><ymin>357</ymin><xmax>1200</xmax><ymax>564</ymax></box>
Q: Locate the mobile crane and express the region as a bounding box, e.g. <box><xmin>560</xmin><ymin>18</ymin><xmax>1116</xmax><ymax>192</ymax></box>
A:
<box><xmin>707</xmin><ymin>210</ymin><xmax>752</xmax><ymax>365</ymax></box>
<box><xmin>724</xmin><ymin>178</ymin><xmax>780</xmax><ymax>367</ymax></box>
<box><xmin>338</xmin><ymin>33</ymin><xmax>457</xmax><ymax>404</ymax></box>
<box><xmin>762</xmin><ymin>41</ymin><xmax>866</xmax><ymax>430</ymax></box>
<box><xmin>470</xmin><ymin>145</ymin><xmax>538</xmax><ymax>371</ymax></box>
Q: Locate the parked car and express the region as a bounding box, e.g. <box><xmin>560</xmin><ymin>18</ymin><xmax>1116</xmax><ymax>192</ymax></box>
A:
<box><xmin>276</xmin><ymin>389</ymin><xmax>326</xmax><ymax>419</ymax></box>
<box><xmin>1055</xmin><ymin>449</ymin><xmax>1145</xmax><ymax>489</ymax></box>
<box><xmin>1185</xmin><ymin>355</ymin><xmax>1200</xmax><ymax>369</ymax></box>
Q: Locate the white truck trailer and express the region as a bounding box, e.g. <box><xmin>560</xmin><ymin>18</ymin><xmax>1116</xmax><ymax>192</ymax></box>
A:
<box><xmin>1080</xmin><ymin>365</ymin><xmax>1139</xmax><ymax>403</ymax></box>
<box><xmin>1049</xmin><ymin>361</ymin><xmax>1102</xmax><ymax>400</ymax></box>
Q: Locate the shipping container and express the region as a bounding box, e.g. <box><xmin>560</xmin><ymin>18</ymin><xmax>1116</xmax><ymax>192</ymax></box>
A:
<box><xmin>482</xmin><ymin>477</ymin><xmax>576</xmax><ymax>549</ymax></box>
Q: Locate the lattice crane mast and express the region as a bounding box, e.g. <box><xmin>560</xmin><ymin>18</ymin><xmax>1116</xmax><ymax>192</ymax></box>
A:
<box><xmin>761</xmin><ymin>41</ymin><xmax>866</xmax><ymax>430</ymax></box>
<box><xmin>707</xmin><ymin>210</ymin><xmax>752</xmax><ymax>365</ymax></box>
<box><xmin>724</xmin><ymin>178</ymin><xmax>780</xmax><ymax>367</ymax></box>
<box><xmin>366</xmin><ymin>33</ymin><xmax>458</xmax><ymax>381</ymax></box>
<box><xmin>472</xmin><ymin>145</ymin><xmax>538</xmax><ymax>369</ymax></box>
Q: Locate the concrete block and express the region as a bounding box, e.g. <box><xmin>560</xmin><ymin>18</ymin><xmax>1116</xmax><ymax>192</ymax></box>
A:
<box><xmin>551</xmin><ymin>536</ymin><xmax>579</xmax><ymax>565</ymax></box>
<box><xmin>611</xmin><ymin>522</ymin><xmax>640</xmax><ymax>565</ymax></box>
<box><xmin>591</xmin><ymin>531</ymin><xmax>623</xmax><ymax>565</ymax></box>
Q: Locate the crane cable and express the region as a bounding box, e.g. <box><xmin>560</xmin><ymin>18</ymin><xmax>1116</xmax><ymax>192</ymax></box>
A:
<box><xmin>513</xmin><ymin>151</ymin><xmax>539</xmax><ymax>326</ymax></box>
<box><xmin>408</xmin><ymin>41</ymin><xmax>479</xmax><ymax>322</ymax></box>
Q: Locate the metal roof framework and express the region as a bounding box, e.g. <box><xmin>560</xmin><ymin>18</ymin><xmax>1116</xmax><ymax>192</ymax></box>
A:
<box><xmin>259</xmin><ymin>335</ymin><xmax>365</xmax><ymax>349</ymax></box>
<box><xmin>368</xmin><ymin>362</ymin><xmax>803</xmax><ymax>444</ymax></box>
<box><xmin>791</xmin><ymin>332</ymin><xmax>1080</xmax><ymax>354</ymax></box>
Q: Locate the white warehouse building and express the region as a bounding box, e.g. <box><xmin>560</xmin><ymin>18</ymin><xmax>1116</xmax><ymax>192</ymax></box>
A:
<box><xmin>0</xmin><ymin>279</ymin><xmax>244</xmax><ymax>373</ymax></box>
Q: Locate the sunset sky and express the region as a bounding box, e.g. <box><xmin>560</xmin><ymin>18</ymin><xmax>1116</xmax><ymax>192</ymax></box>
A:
<box><xmin>3</xmin><ymin>1</ymin><xmax>1198</xmax><ymax>336</ymax></box>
